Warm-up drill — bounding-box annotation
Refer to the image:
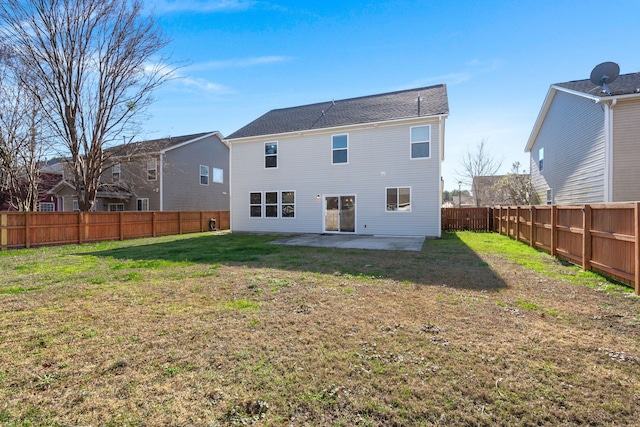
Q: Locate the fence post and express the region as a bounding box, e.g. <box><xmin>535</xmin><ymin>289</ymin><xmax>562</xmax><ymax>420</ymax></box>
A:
<box><xmin>179</xmin><ymin>211</ymin><xmax>183</xmax><ymax>235</ymax></box>
<box><xmin>530</xmin><ymin>206</ymin><xmax>536</xmax><ymax>248</ymax></box>
<box><xmin>1</xmin><ymin>213</ymin><xmax>7</xmax><ymax>250</ymax></box>
<box><xmin>550</xmin><ymin>205</ymin><xmax>557</xmax><ymax>257</ymax></box>
<box><xmin>119</xmin><ymin>212</ymin><xmax>124</xmax><ymax>240</ymax></box>
<box><xmin>582</xmin><ymin>204</ymin><xmax>592</xmax><ymax>272</ymax></box>
<box><xmin>515</xmin><ymin>206</ymin><xmax>521</xmax><ymax>242</ymax></box>
<box><xmin>635</xmin><ymin>202</ymin><xmax>640</xmax><ymax>295</ymax></box>
<box><xmin>78</xmin><ymin>212</ymin><xmax>83</xmax><ymax>245</ymax></box>
<box><xmin>152</xmin><ymin>212</ymin><xmax>157</xmax><ymax>237</ymax></box>
<box><xmin>25</xmin><ymin>212</ymin><xmax>30</xmax><ymax>249</ymax></box>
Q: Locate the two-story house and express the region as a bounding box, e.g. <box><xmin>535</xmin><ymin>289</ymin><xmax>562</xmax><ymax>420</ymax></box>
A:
<box><xmin>526</xmin><ymin>70</ymin><xmax>640</xmax><ymax>205</ymax></box>
<box><xmin>49</xmin><ymin>132</ymin><xmax>229</xmax><ymax>211</ymax></box>
<box><xmin>226</xmin><ymin>85</ymin><xmax>449</xmax><ymax>237</ymax></box>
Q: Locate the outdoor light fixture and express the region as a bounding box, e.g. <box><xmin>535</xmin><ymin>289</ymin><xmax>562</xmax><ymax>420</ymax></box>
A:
<box><xmin>316</xmin><ymin>194</ymin><xmax>320</xmax><ymax>200</ymax></box>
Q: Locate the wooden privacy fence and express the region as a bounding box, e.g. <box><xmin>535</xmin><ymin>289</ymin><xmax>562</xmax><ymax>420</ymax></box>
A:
<box><xmin>0</xmin><ymin>210</ymin><xmax>229</xmax><ymax>250</ymax></box>
<box><xmin>442</xmin><ymin>207</ymin><xmax>493</xmax><ymax>231</ymax></box>
<box><xmin>443</xmin><ymin>205</ymin><xmax>640</xmax><ymax>294</ymax></box>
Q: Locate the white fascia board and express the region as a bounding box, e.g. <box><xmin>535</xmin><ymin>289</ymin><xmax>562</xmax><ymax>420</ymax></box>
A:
<box><xmin>525</xmin><ymin>87</ymin><xmax>557</xmax><ymax>153</ymax></box>
<box><xmin>224</xmin><ymin>114</ymin><xmax>449</xmax><ymax>144</ymax></box>
<box><xmin>161</xmin><ymin>131</ymin><xmax>226</xmax><ymax>154</ymax></box>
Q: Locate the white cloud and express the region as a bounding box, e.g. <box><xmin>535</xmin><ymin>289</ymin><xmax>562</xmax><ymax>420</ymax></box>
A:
<box><xmin>149</xmin><ymin>0</ymin><xmax>256</xmax><ymax>14</ymax></box>
<box><xmin>180</xmin><ymin>76</ymin><xmax>233</xmax><ymax>94</ymax></box>
<box><xmin>188</xmin><ymin>55</ymin><xmax>292</xmax><ymax>71</ymax></box>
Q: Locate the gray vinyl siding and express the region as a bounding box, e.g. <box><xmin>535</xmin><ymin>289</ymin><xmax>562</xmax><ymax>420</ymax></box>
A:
<box><xmin>530</xmin><ymin>90</ymin><xmax>605</xmax><ymax>205</ymax></box>
<box><xmin>612</xmin><ymin>99</ymin><xmax>640</xmax><ymax>201</ymax></box>
<box><xmin>230</xmin><ymin>119</ymin><xmax>442</xmax><ymax>237</ymax></box>
<box><xmin>163</xmin><ymin>135</ymin><xmax>230</xmax><ymax>211</ymax></box>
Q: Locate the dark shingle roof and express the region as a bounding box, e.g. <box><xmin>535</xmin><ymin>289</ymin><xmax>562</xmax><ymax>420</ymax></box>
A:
<box><xmin>105</xmin><ymin>132</ymin><xmax>216</xmax><ymax>157</ymax></box>
<box><xmin>555</xmin><ymin>72</ymin><xmax>640</xmax><ymax>98</ymax></box>
<box><xmin>226</xmin><ymin>85</ymin><xmax>448</xmax><ymax>140</ymax></box>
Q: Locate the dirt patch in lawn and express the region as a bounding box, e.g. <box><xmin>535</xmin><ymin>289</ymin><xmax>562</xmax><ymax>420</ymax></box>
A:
<box><xmin>0</xmin><ymin>232</ymin><xmax>638</xmax><ymax>426</ymax></box>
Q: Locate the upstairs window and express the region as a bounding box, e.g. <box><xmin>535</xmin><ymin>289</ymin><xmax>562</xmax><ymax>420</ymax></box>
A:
<box><xmin>213</xmin><ymin>167</ymin><xmax>224</xmax><ymax>183</ymax></box>
<box><xmin>147</xmin><ymin>158</ymin><xmax>157</xmax><ymax>181</ymax></box>
<box><xmin>410</xmin><ymin>125</ymin><xmax>430</xmax><ymax>159</ymax></box>
<box><xmin>386</xmin><ymin>187</ymin><xmax>411</xmax><ymax>212</ymax></box>
<box><xmin>200</xmin><ymin>165</ymin><xmax>209</xmax><ymax>185</ymax></box>
<box><xmin>265</xmin><ymin>142</ymin><xmax>278</xmax><ymax>168</ymax></box>
<box><xmin>332</xmin><ymin>134</ymin><xmax>348</xmax><ymax>164</ymax></box>
<box><xmin>539</xmin><ymin>147</ymin><xmax>544</xmax><ymax>171</ymax></box>
<box><xmin>112</xmin><ymin>163</ymin><xmax>121</xmax><ymax>182</ymax></box>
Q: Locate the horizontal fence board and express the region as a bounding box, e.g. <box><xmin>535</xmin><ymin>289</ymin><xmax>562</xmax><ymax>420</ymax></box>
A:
<box><xmin>0</xmin><ymin>211</ymin><xmax>229</xmax><ymax>250</ymax></box>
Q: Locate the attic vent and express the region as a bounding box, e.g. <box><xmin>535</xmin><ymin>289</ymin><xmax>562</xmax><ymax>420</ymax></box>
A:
<box><xmin>332</xmin><ymin>99</ymin><xmax>335</xmax><ymax>106</ymax></box>
<box><xmin>321</xmin><ymin>109</ymin><xmax>325</xmax><ymax>116</ymax></box>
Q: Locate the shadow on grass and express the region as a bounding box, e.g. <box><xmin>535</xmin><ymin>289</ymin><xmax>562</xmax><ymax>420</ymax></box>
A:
<box><xmin>84</xmin><ymin>231</ymin><xmax>507</xmax><ymax>291</ymax></box>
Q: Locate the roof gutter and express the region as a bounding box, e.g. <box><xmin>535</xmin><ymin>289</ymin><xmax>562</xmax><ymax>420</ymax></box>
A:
<box><xmin>225</xmin><ymin>114</ymin><xmax>449</xmax><ymax>144</ymax></box>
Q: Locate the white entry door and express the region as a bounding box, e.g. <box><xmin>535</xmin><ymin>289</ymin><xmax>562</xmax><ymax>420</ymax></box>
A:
<box><xmin>324</xmin><ymin>195</ymin><xmax>355</xmax><ymax>233</ymax></box>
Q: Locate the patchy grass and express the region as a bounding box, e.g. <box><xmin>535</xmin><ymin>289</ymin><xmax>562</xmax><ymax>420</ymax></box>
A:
<box><xmin>0</xmin><ymin>231</ymin><xmax>638</xmax><ymax>426</ymax></box>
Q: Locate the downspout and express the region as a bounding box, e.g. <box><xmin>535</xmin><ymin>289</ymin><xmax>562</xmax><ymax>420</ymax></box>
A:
<box><xmin>159</xmin><ymin>152</ymin><xmax>164</xmax><ymax>211</ymax></box>
<box><xmin>438</xmin><ymin>115</ymin><xmax>445</xmax><ymax>238</ymax></box>
<box><xmin>603</xmin><ymin>99</ymin><xmax>616</xmax><ymax>202</ymax></box>
<box><xmin>228</xmin><ymin>140</ymin><xmax>233</xmax><ymax>232</ymax></box>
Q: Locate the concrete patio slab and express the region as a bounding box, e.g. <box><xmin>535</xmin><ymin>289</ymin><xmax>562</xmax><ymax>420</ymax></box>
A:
<box><xmin>269</xmin><ymin>234</ymin><xmax>425</xmax><ymax>251</ymax></box>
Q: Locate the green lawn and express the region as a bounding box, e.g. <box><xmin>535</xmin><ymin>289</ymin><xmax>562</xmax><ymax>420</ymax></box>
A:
<box><xmin>0</xmin><ymin>231</ymin><xmax>638</xmax><ymax>426</ymax></box>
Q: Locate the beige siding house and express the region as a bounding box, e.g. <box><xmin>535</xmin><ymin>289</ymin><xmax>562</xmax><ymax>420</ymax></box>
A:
<box><xmin>49</xmin><ymin>132</ymin><xmax>229</xmax><ymax>211</ymax></box>
<box><xmin>226</xmin><ymin>86</ymin><xmax>449</xmax><ymax>237</ymax></box>
<box><xmin>526</xmin><ymin>71</ymin><xmax>640</xmax><ymax>204</ymax></box>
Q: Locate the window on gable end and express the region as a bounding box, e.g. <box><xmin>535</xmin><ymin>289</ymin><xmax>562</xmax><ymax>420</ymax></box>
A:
<box><xmin>410</xmin><ymin>126</ymin><xmax>430</xmax><ymax>159</ymax></box>
<box><xmin>147</xmin><ymin>158</ymin><xmax>157</xmax><ymax>181</ymax></box>
<box><xmin>332</xmin><ymin>134</ymin><xmax>348</xmax><ymax>164</ymax></box>
<box><xmin>200</xmin><ymin>165</ymin><xmax>209</xmax><ymax>185</ymax></box>
<box><xmin>265</xmin><ymin>142</ymin><xmax>278</xmax><ymax>168</ymax></box>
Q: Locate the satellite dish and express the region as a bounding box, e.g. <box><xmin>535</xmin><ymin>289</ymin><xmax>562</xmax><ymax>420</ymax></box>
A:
<box><xmin>590</xmin><ymin>61</ymin><xmax>620</xmax><ymax>95</ymax></box>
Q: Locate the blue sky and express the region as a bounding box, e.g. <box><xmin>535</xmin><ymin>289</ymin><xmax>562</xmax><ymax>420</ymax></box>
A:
<box><xmin>141</xmin><ymin>0</ymin><xmax>640</xmax><ymax>191</ymax></box>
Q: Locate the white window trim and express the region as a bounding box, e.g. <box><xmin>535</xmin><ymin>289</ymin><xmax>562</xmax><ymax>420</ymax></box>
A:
<box><xmin>281</xmin><ymin>190</ymin><xmax>295</xmax><ymax>219</ymax></box>
<box><xmin>410</xmin><ymin>125</ymin><xmax>431</xmax><ymax>160</ymax></box>
<box><xmin>250</xmin><ymin>191</ymin><xmax>262</xmax><ymax>218</ymax></box>
<box><xmin>546</xmin><ymin>188</ymin><xmax>553</xmax><ymax>205</ymax></box>
<box><xmin>38</xmin><ymin>202</ymin><xmax>55</xmax><ymax>212</ymax></box>
<box><xmin>331</xmin><ymin>134</ymin><xmax>349</xmax><ymax>165</ymax></box>
<box><xmin>264</xmin><ymin>191</ymin><xmax>279</xmax><ymax>219</ymax></box>
<box><xmin>137</xmin><ymin>198</ymin><xmax>149</xmax><ymax>211</ymax></box>
<box><xmin>200</xmin><ymin>165</ymin><xmax>209</xmax><ymax>186</ymax></box>
<box><xmin>72</xmin><ymin>199</ymin><xmax>79</xmax><ymax>212</ymax></box>
<box><xmin>112</xmin><ymin>163</ymin><xmax>121</xmax><ymax>182</ymax></box>
<box><xmin>147</xmin><ymin>158</ymin><xmax>158</xmax><ymax>181</ymax></box>
<box><xmin>539</xmin><ymin>147</ymin><xmax>544</xmax><ymax>172</ymax></box>
<box><xmin>385</xmin><ymin>186</ymin><xmax>412</xmax><ymax>212</ymax></box>
<box><xmin>108</xmin><ymin>203</ymin><xmax>125</xmax><ymax>212</ymax></box>
<box><xmin>265</xmin><ymin>141</ymin><xmax>278</xmax><ymax>169</ymax></box>
<box><xmin>213</xmin><ymin>167</ymin><xmax>224</xmax><ymax>183</ymax></box>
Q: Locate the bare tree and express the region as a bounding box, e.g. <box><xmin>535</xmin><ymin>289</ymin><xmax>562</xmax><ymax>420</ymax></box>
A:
<box><xmin>493</xmin><ymin>161</ymin><xmax>533</xmax><ymax>206</ymax></box>
<box><xmin>0</xmin><ymin>47</ymin><xmax>45</xmax><ymax>211</ymax></box>
<box><xmin>457</xmin><ymin>139</ymin><xmax>502</xmax><ymax>207</ymax></box>
<box><xmin>0</xmin><ymin>0</ymin><xmax>173</xmax><ymax>211</ymax></box>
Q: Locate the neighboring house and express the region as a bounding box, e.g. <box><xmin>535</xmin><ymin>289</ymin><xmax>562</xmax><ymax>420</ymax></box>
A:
<box><xmin>48</xmin><ymin>132</ymin><xmax>229</xmax><ymax>211</ymax></box>
<box><xmin>0</xmin><ymin>172</ymin><xmax>63</xmax><ymax>211</ymax></box>
<box><xmin>526</xmin><ymin>71</ymin><xmax>640</xmax><ymax>204</ymax></box>
<box><xmin>225</xmin><ymin>85</ymin><xmax>449</xmax><ymax>237</ymax></box>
